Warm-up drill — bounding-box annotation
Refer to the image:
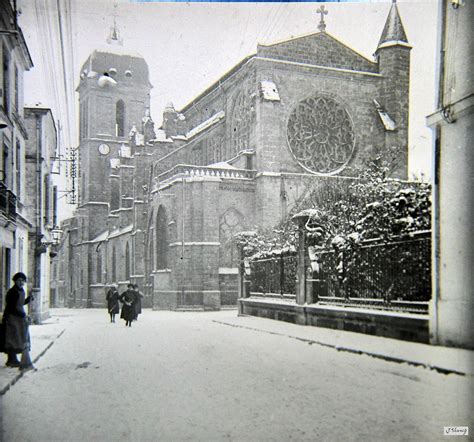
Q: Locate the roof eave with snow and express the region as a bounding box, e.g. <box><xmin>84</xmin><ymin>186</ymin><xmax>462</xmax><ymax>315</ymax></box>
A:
<box><xmin>377</xmin><ymin>41</ymin><xmax>413</xmax><ymax>51</ymax></box>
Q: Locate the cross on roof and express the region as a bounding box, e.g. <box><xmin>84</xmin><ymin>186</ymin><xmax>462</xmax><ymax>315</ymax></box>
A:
<box><xmin>316</xmin><ymin>5</ymin><xmax>328</xmax><ymax>33</ymax></box>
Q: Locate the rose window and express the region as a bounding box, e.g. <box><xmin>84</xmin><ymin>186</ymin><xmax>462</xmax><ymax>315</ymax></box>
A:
<box><xmin>287</xmin><ymin>95</ymin><xmax>355</xmax><ymax>174</ymax></box>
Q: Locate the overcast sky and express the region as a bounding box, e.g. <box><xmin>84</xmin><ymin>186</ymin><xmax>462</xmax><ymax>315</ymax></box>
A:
<box><xmin>18</xmin><ymin>0</ymin><xmax>439</xmax><ymax>219</ymax></box>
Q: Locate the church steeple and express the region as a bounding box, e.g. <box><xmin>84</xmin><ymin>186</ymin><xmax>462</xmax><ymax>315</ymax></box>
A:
<box><xmin>377</xmin><ymin>1</ymin><xmax>408</xmax><ymax>49</ymax></box>
<box><xmin>106</xmin><ymin>4</ymin><xmax>123</xmax><ymax>46</ymax></box>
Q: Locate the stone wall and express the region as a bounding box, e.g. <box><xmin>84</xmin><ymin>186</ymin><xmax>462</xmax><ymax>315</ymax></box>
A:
<box><xmin>255</xmin><ymin>59</ymin><xmax>386</xmax><ymax>175</ymax></box>
<box><xmin>257</xmin><ymin>33</ymin><xmax>378</xmax><ymax>73</ymax></box>
<box><xmin>239</xmin><ymin>298</ymin><xmax>429</xmax><ymax>343</ymax></box>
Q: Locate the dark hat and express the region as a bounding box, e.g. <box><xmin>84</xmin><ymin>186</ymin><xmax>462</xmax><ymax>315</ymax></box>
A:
<box><xmin>12</xmin><ymin>272</ymin><xmax>27</xmax><ymax>282</ymax></box>
<box><xmin>127</xmin><ymin>283</ymin><xmax>134</xmax><ymax>288</ymax></box>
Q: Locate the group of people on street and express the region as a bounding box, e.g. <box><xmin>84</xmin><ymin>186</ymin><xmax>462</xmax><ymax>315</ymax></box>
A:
<box><xmin>1</xmin><ymin>272</ymin><xmax>35</xmax><ymax>371</ymax></box>
<box><xmin>106</xmin><ymin>283</ymin><xmax>144</xmax><ymax>327</ymax></box>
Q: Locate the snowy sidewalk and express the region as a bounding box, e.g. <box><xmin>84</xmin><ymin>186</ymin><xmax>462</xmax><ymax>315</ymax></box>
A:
<box><xmin>0</xmin><ymin>317</ymin><xmax>65</xmax><ymax>395</ymax></box>
<box><xmin>215</xmin><ymin>314</ymin><xmax>474</xmax><ymax>376</ymax></box>
<box><xmin>1</xmin><ymin>309</ymin><xmax>472</xmax><ymax>398</ymax></box>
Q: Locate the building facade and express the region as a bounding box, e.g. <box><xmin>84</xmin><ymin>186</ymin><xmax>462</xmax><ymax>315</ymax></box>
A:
<box><xmin>23</xmin><ymin>106</ymin><xmax>58</xmax><ymax>322</ymax></box>
<box><xmin>0</xmin><ymin>0</ymin><xmax>33</xmax><ymax>312</ymax></box>
<box><xmin>56</xmin><ymin>3</ymin><xmax>411</xmax><ymax>310</ymax></box>
<box><xmin>427</xmin><ymin>0</ymin><xmax>473</xmax><ymax>349</ymax></box>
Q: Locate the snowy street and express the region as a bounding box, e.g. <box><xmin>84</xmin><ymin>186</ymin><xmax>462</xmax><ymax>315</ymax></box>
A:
<box><xmin>1</xmin><ymin>309</ymin><xmax>472</xmax><ymax>442</ymax></box>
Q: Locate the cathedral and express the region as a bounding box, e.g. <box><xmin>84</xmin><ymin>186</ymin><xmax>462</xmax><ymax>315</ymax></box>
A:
<box><xmin>54</xmin><ymin>3</ymin><xmax>411</xmax><ymax>310</ymax></box>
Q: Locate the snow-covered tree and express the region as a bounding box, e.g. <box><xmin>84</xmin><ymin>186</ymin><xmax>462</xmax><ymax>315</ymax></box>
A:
<box><xmin>236</xmin><ymin>151</ymin><xmax>431</xmax><ymax>259</ymax></box>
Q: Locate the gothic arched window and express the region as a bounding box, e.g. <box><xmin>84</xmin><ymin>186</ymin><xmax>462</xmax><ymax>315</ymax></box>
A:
<box><xmin>97</xmin><ymin>249</ymin><xmax>102</xmax><ymax>283</ymax></box>
<box><xmin>155</xmin><ymin>206</ymin><xmax>168</xmax><ymax>270</ymax></box>
<box><xmin>230</xmin><ymin>89</ymin><xmax>251</xmax><ymax>156</ymax></box>
<box><xmin>116</xmin><ymin>100</ymin><xmax>125</xmax><ymax>137</ymax></box>
<box><xmin>219</xmin><ymin>208</ymin><xmax>246</xmax><ymax>268</ymax></box>
<box><xmin>125</xmin><ymin>242</ymin><xmax>131</xmax><ymax>281</ymax></box>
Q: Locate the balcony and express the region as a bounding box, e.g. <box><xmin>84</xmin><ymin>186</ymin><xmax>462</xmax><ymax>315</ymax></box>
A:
<box><xmin>0</xmin><ymin>182</ymin><xmax>17</xmax><ymax>221</ymax></box>
<box><xmin>152</xmin><ymin>164</ymin><xmax>257</xmax><ymax>191</ymax></box>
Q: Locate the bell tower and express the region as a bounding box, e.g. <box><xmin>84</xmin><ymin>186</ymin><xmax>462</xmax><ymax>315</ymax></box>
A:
<box><xmin>76</xmin><ymin>20</ymin><xmax>152</xmax><ymax>239</ymax></box>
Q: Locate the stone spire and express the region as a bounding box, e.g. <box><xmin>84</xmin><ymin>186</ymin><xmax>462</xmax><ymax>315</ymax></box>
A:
<box><xmin>377</xmin><ymin>1</ymin><xmax>408</xmax><ymax>48</ymax></box>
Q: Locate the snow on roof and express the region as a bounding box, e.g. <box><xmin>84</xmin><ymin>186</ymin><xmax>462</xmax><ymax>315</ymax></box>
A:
<box><xmin>94</xmin><ymin>45</ymin><xmax>143</xmax><ymax>59</ymax></box>
<box><xmin>119</xmin><ymin>144</ymin><xmax>132</xmax><ymax>158</ymax></box>
<box><xmin>259</xmin><ymin>81</ymin><xmax>280</xmax><ymax>101</ymax></box>
<box><xmin>24</xmin><ymin>103</ymin><xmax>52</xmax><ymax>111</ymax></box>
<box><xmin>90</xmin><ymin>230</ymin><xmax>109</xmax><ymax>244</ymax></box>
<box><xmin>110</xmin><ymin>158</ymin><xmax>120</xmax><ymax>169</ymax></box>
<box><xmin>374</xmin><ymin>99</ymin><xmax>396</xmax><ymax>131</ymax></box>
<box><xmin>377</xmin><ymin>40</ymin><xmax>412</xmax><ymax>50</ymax></box>
<box><xmin>108</xmin><ymin>224</ymin><xmax>133</xmax><ymax>239</ymax></box>
<box><xmin>153</xmin><ymin>129</ymin><xmax>172</xmax><ymax>143</ymax></box>
<box><xmin>186</xmin><ymin>111</ymin><xmax>225</xmax><ymax>139</ymax></box>
<box><xmin>292</xmin><ymin>208</ymin><xmax>321</xmax><ymax>219</ymax></box>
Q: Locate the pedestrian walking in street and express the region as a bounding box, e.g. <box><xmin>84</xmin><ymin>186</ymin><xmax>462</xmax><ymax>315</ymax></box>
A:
<box><xmin>132</xmin><ymin>284</ymin><xmax>144</xmax><ymax>321</ymax></box>
<box><xmin>1</xmin><ymin>272</ymin><xmax>35</xmax><ymax>371</ymax></box>
<box><xmin>106</xmin><ymin>284</ymin><xmax>120</xmax><ymax>323</ymax></box>
<box><xmin>119</xmin><ymin>284</ymin><xmax>137</xmax><ymax>327</ymax></box>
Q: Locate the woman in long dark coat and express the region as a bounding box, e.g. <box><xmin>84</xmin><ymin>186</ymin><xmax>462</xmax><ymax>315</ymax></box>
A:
<box><xmin>119</xmin><ymin>284</ymin><xmax>136</xmax><ymax>327</ymax></box>
<box><xmin>132</xmin><ymin>284</ymin><xmax>144</xmax><ymax>321</ymax></box>
<box><xmin>106</xmin><ymin>284</ymin><xmax>120</xmax><ymax>323</ymax></box>
<box><xmin>2</xmin><ymin>272</ymin><xmax>35</xmax><ymax>370</ymax></box>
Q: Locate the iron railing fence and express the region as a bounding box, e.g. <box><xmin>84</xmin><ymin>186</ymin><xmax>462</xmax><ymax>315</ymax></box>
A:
<box><xmin>312</xmin><ymin>232</ymin><xmax>431</xmax><ymax>313</ymax></box>
<box><xmin>249</xmin><ymin>253</ymin><xmax>297</xmax><ymax>296</ymax></box>
<box><xmin>246</xmin><ymin>232</ymin><xmax>431</xmax><ymax>313</ymax></box>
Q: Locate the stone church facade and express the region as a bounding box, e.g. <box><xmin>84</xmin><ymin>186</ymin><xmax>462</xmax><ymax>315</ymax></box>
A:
<box><xmin>54</xmin><ymin>3</ymin><xmax>411</xmax><ymax>310</ymax></box>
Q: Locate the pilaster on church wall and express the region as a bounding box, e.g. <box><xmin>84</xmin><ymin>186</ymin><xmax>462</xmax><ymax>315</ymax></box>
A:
<box><xmin>132</xmin><ymin>230</ymin><xmax>145</xmax><ymax>276</ymax></box>
<box><xmin>84</xmin><ymin>204</ymin><xmax>109</xmax><ymax>240</ymax></box>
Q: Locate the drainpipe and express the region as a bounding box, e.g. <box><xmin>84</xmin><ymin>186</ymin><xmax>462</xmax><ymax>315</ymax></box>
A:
<box><xmin>180</xmin><ymin>177</ymin><xmax>185</xmax><ymax>307</ymax></box>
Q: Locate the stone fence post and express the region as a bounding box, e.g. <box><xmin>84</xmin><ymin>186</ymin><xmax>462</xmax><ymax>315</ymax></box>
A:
<box><xmin>238</xmin><ymin>245</ymin><xmax>250</xmax><ymax>299</ymax></box>
<box><xmin>292</xmin><ymin>213</ymin><xmax>309</xmax><ymax>306</ymax></box>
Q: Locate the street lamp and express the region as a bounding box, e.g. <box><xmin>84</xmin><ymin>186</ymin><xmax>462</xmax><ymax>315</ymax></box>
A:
<box><xmin>51</xmin><ymin>227</ymin><xmax>63</xmax><ymax>245</ymax></box>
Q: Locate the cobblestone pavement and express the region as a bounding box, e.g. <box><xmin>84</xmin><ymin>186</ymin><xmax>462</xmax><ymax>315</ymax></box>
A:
<box><xmin>1</xmin><ymin>309</ymin><xmax>472</xmax><ymax>442</ymax></box>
